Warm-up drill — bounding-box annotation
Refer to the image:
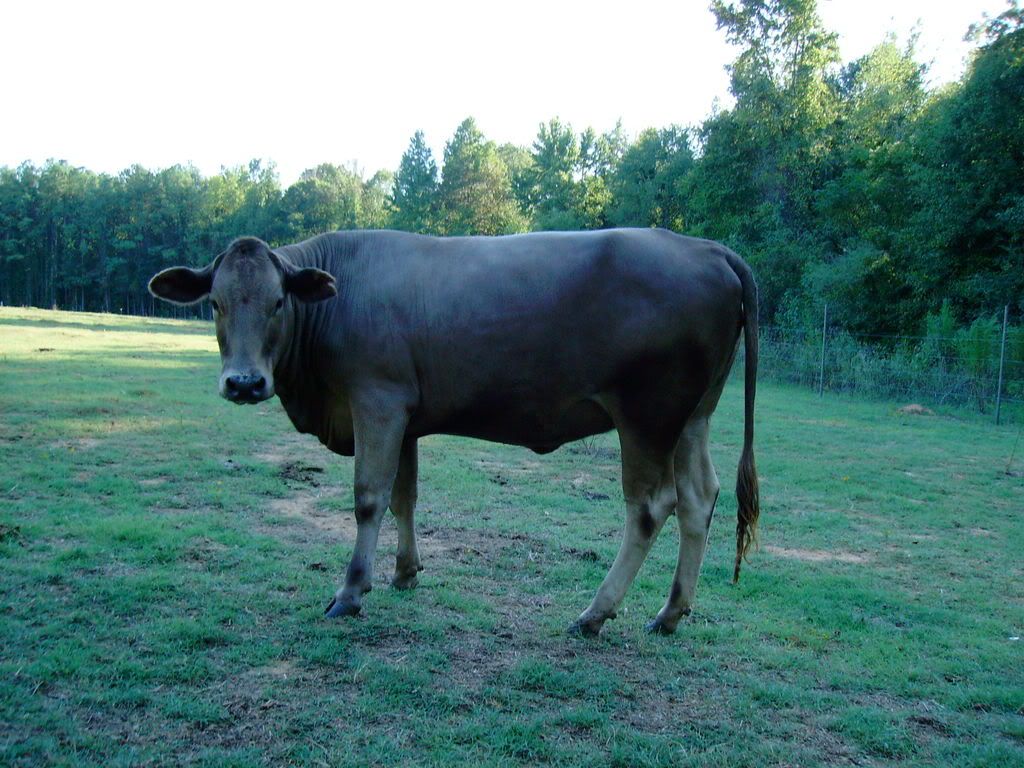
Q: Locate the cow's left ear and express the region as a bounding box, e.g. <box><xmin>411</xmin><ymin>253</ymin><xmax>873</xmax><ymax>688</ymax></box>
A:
<box><xmin>271</xmin><ymin>250</ymin><xmax>337</xmax><ymax>303</ymax></box>
<box><xmin>286</xmin><ymin>268</ymin><xmax>338</xmax><ymax>303</ymax></box>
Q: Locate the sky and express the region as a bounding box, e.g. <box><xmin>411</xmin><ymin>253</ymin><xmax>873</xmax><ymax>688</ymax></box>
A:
<box><xmin>0</xmin><ymin>0</ymin><xmax>1010</xmax><ymax>186</ymax></box>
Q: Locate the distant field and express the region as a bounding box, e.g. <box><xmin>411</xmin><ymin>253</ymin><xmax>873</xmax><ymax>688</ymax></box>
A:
<box><xmin>1</xmin><ymin>307</ymin><xmax>1022</xmax><ymax>767</ymax></box>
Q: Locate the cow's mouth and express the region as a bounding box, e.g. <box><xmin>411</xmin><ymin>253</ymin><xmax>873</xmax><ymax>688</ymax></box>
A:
<box><xmin>226</xmin><ymin>391</ymin><xmax>270</xmax><ymax>405</ymax></box>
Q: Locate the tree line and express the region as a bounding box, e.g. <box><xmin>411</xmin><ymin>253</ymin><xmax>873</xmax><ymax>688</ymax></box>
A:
<box><xmin>1</xmin><ymin>0</ymin><xmax>1021</xmax><ymax>337</ymax></box>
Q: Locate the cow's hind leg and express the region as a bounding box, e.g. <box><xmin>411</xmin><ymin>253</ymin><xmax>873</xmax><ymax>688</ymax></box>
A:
<box><xmin>571</xmin><ymin>425</ymin><xmax>677</xmax><ymax>637</ymax></box>
<box><xmin>390</xmin><ymin>438</ymin><xmax>423</xmax><ymax>590</ymax></box>
<box><xmin>647</xmin><ymin>416</ymin><xmax>720</xmax><ymax>635</ymax></box>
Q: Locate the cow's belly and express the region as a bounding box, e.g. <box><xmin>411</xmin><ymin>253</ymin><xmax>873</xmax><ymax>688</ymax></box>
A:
<box><xmin>426</xmin><ymin>396</ymin><xmax>614</xmax><ymax>453</ymax></box>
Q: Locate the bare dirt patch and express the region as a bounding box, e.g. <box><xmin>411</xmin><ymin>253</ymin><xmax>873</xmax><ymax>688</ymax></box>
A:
<box><xmin>614</xmin><ymin>682</ymin><xmax>730</xmax><ymax>735</ymax></box>
<box><xmin>252</xmin><ymin>431</ymin><xmax>327</xmax><ymax>466</ymax></box>
<box><xmin>568</xmin><ymin>443</ymin><xmax>619</xmax><ymax>461</ymax></box>
<box><xmin>897</xmin><ymin>404</ymin><xmax>935</xmax><ymax>416</ymax></box>
<box><xmin>49</xmin><ymin>437</ymin><xmax>102</xmax><ymax>451</ymax></box>
<box><xmin>475</xmin><ymin>457</ymin><xmax>543</xmax><ymax>487</ymax></box>
<box><xmin>765</xmin><ymin>545</ymin><xmax>869</xmax><ymax>564</ymax></box>
<box><xmin>474</xmin><ymin>458</ymin><xmax>542</xmax><ymax>475</ymax></box>
<box><xmin>253</xmin><ymin>435</ymin><xmax>360</xmax><ymax>543</ymax></box>
<box><xmin>415</xmin><ymin>524</ymin><xmax>525</xmax><ymax>562</ymax></box>
<box><xmin>186</xmin><ymin>536</ymin><xmax>229</xmax><ymax>557</ymax></box>
<box><xmin>190</xmin><ymin>659</ymin><xmax>351</xmax><ymax>758</ymax></box>
<box><xmin>246</xmin><ymin>658</ymin><xmax>299</xmax><ymax>681</ymax></box>
<box><xmin>265</xmin><ymin>486</ymin><xmax>356</xmax><ymax>540</ymax></box>
<box><xmin>278</xmin><ymin>461</ymin><xmax>325</xmax><ymax>486</ymax></box>
<box><xmin>795</xmin><ymin>418</ymin><xmax>850</xmax><ymax>427</ymax></box>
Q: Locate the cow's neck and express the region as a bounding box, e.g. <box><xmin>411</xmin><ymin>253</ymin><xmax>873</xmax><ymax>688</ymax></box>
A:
<box><xmin>271</xmin><ymin>233</ymin><xmax>358</xmax><ymax>448</ymax></box>
<box><xmin>274</xmin><ymin>234</ymin><xmax>342</xmax><ymax>387</ymax></box>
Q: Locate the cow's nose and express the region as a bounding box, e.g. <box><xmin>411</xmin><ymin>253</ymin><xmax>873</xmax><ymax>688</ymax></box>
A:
<box><xmin>224</xmin><ymin>374</ymin><xmax>267</xmax><ymax>403</ymax></box>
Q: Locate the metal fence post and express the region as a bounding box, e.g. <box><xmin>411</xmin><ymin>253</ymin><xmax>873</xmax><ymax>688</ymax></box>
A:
<box><xmin>818</xmin><ymin>303</ymin><xmax>828</xmax><ymax>397</ymax></box>
<box><xmin>995</xmin><ymin>305</ymin><xmax>1009</xmax><ymax>425</ymax></box>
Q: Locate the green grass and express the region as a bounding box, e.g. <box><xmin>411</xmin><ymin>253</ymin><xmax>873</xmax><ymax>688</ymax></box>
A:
<box><xmin>1</xmin><ymin>306</ymin><xmax>1022</xmax><ymax>767</ymax></box>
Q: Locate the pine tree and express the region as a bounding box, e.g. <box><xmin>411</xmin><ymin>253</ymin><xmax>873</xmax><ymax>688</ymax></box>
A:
<box><xmin>438</xmin><ymin>118</ymin><xmax>527</xmax><ymax>235</ymax></box>
<box><xmin>390</xmin><ymin>131</ymin><xmax>439</xmax><ymax>233</ymax></box>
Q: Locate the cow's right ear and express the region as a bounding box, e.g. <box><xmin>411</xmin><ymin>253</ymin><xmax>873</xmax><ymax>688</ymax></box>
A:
<box><xmin>148</xmin><ymin>263</ymin><xmax>216</xmax><ymax>305</ymax></box>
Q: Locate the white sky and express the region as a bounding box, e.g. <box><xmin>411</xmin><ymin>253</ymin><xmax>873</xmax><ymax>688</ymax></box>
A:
<box><xmin>0</xmin><ymin>0</ymin><xmax>1009</xmax><ymax>185</ymax></box>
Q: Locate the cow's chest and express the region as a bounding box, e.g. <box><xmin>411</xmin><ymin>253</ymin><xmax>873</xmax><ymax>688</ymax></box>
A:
<box><xmin>277</xmin><ymin>388</ymin><xmax>355</xmax><ymax>457</ymax></box>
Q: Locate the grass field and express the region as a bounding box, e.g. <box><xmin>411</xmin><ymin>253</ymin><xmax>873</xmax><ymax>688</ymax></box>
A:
<box><xmin>1</xmin><ymin>307</ymin><xmax>1022</xmax><ymax>767</ymax></box>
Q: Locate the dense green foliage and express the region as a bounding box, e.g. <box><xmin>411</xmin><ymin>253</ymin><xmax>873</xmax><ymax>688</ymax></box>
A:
<box><xmin>1</xmin><ymin>1</ymin><xmax>1021</xmax><ymax>334</ymax></box>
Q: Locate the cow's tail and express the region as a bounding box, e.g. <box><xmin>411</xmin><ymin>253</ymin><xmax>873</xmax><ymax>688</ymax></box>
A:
<box><xmin>724</xmin><ymin>250</ymin><xmax>759</xmax><ymax>583</ymax></box>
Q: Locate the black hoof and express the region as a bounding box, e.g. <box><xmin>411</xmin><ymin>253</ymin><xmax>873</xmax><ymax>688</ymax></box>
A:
<box><xmin>324</xmin><ymin>596</ymin><xmax>361</xmax><ymax>618</ymax></box>
<box><xmin>645</xmin><ymin>618</ymin><xmax>676</xmax><ymax>636</ymax></box>
<box><xmin>392</xmin><ymin>574</ymin><xmax>419</xmax><ymax>590</ymax></box>
<box><xmin>567</xmin><ymin>618</ymin><xmax>604</xmax><ymax>638</ymax></box>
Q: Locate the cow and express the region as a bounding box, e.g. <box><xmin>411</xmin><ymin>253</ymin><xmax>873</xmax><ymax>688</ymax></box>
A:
<box><xmin>148</xmin><ymin>229</ymin><xmax>759</xmax><ymax>636</ymax></box>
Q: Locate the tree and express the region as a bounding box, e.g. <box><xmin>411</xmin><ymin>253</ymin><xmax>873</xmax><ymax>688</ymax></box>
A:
<box><xmin>904</xmin><ymin>1</ymin><xmax>1024</xmax><ymax>315</ymax></box>
<box><xmin>608</xmin><ymin>126</ymin><xmax>694</xmax><ymax>230</ymax></box>
<box><xmin>361</xmin><ymin>170</ymin><xmax>393</xmax><ymax>230</ymax></box>
<box><xmin>575</xmin><ymin>124</ymin><xmax>626</xmax><ymax>229</ymax></box>
<box><xmin>523</xmin><ymin>119</ymin><xmax>624</xmax><ymax>231</ymax></box>
<box><xmin>279</xmin><ymin>163</ymin><xmax>368</xmax><ymax>240</ymax></box>
<box><xmin>230</xmin><ymin>160</ymin><xmax>284</xmax><ymax>243</ymax></box>
<box><xmin>497</xmin><ymin>142</ymin><xmax>535</xmax><ymax>218</ymax></box>
<box><xmin>1</xmin><ymin>1</ymin><xmax>1020</xmax><ymax>332</ymax></box>
<box><xmin>690</xmin><ymin>0</ymin><xmax>843</xmax><ymax>320</ymax></box>
<box><xmin>805</xmin><ymin>39</ymin><xmax>927</xmax><ymax>333</ymax></box>
<box><xmin>438</xmin><ymin>118</ymin><xmax>527</xmax><ymax>235</ymax></box>
<box><xmin>390</xmin><ymin>131</ymin><xmax>439</xmax><ymax>233</ymax></box>
<box><xmin>529</xmin><ymin>118</ymin><xmax>583</xmax><ymax>230</ymax></box>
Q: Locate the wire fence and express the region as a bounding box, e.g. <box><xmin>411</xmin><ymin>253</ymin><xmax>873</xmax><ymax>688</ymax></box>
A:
<box><xmin>736</xmin><ymin>305</ymin><xmax>1024</xmax><ymax>425</ymax></box>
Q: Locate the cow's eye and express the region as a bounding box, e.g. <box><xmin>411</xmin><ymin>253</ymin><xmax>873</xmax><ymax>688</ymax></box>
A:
<box><xmin>274</xmin><ymin>298</ymin><xmax>284</xmax><ymax>313</ymax></box>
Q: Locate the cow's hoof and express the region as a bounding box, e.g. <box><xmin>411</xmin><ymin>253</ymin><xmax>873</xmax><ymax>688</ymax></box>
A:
<box><xmin>324</xmin><ymin>596</ymin><xmax>361</xmax><ymax>618</ymax></box>
<box><xmin>567</xmin><ymin>618</ymin><xmax>604</xmax><ymax>638</ymax></box>
<box><xmin>392</xmin><ymin>573</ymin><xmax>419</xmax><ymax>590</ymax></box>
<box><xmin>645</xmin><ymin>617</ymin><xmax>677</xmax><ymax>636</ymax></box>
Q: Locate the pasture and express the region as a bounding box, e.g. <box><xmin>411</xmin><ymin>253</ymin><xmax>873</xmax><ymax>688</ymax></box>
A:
<box><xmin>1</xmin><ymin>307</ymin><xmax>1022</xmax><ymax>767</ymax></box>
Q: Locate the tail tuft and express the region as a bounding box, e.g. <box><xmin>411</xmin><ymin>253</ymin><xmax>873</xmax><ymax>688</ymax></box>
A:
<box><xmin>733</xmin><ymin>444</ymin><xmax>759</xmax><ymax>582</ymax></box>
<box><xmin>724</xmin><ymin>249</ymin><xmax>760</xmax><ymax>583</ymax></box>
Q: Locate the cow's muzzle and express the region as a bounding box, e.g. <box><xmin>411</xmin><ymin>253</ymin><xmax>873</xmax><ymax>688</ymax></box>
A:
<box><xmin>221</xmin><ymin>372</ymin><xmax>271</xmax><ymax>404</ymax></box>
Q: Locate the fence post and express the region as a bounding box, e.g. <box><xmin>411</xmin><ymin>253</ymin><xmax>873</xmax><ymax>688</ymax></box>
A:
<box><xmin>995</xmin><ymin>304</ymin><xmax>1009</xmax><ymax>425</ymax></box>
<box><xmin>818</xmin><ymin>303</ymin><xmax>828</xmax><ymax>397</ymax></box>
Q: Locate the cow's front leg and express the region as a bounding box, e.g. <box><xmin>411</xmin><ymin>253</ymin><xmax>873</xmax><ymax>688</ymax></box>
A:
<box><xmin>325</xmin><ymin>395</ymin><xmax>409</xmax><ymax>619</ymax></box>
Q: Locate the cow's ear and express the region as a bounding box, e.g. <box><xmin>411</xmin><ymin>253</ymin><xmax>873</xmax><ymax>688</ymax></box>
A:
<box><xmin>149</xmin><ymin>264</ymin><xmax>216</xmax><ymax>305</ymax></box>
<box><xmin>286</xmin><ymin>267</ymin><xmax>337</xmax><ymax>303</ymax></box>
<box><xmin>270</xmin><ymin>250</ymin><xmax>337</xmax><ymax>303</ymax></box>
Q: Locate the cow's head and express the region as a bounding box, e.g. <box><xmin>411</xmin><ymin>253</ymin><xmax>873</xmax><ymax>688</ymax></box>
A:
<box><xmin>148</xmin><ymin>237</ymin><xmax>336</xmax><ymax>404</ymax></box>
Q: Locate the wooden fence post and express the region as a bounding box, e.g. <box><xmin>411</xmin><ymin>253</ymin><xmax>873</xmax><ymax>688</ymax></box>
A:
<box><xmin>818</xmin><ymin>303</ymin><xmax>828</xmax><ymax>397</ymax></box>
<box><xmin>995</xmin><ymin>305</ymin><xmax>1009</xmax><ymax>425</ymax></box>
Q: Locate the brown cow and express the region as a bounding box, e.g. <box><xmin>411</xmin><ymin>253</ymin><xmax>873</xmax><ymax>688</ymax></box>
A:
<box><xmin>149</xmin><ymin>229</ymin><xmax>759</xmax><ymax>636</ymax></box>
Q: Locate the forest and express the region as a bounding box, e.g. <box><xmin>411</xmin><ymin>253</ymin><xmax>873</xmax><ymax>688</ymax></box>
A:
<box><xmin>1</xmin><ymin>1</ymin><xmax>1021</xmax><ymax>339</ymax></box>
